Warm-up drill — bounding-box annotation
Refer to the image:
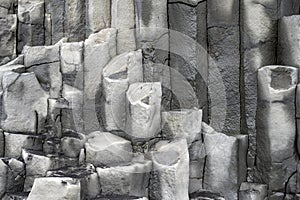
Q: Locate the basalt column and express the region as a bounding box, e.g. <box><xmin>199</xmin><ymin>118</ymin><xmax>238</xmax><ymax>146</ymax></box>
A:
<box><xmin>256</xmin><ymin>66</ymin><xmax>298</xmax><ymax>193</ymax></box>
<box><xmin>168</xmin><ymin>1</ymin><xmax>208</xmax><ymax>121</ymax></box>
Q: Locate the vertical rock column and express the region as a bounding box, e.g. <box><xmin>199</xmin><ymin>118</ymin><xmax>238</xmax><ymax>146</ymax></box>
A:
<box><xmin>0</xmin><ymin>14</ymin><xmax>17</xmax><ymax>65</ymax></box>
<box><xmin>207</xmin><ymin>0</ymin><xmax>240</xmax><ymax>135</ymax></box>
<box><xmin>278</xmin><ymin>16</ymin><xmax>300</xmax><ymax>69</ymax></box>
<box><xmin>17</xmin><ymin>0</ymin><xmax>45</xmax><ymax>53</ymax></box>
<box><xmin>112</xmin><ymin>0</ymin><xmax>136</xmax><ymax>54</ymax></box>
<box><xmin>168</xmin><ymin>1</ymin><xmax>208</xmax><ymax>120</ymax></box>
<box><xmin>64</xmin><ymin>0</ymin><xmax>85</xmax><ymax>42</ymax></box>
<box><xmin>102</xmin><ymin>50</ymin><xmax>143</xmax><ymax>131</ymax></box>
<box><xmin>256</xmin><ymin>66</ymin><xmax>298</xmax><ymax>193</ymax></box>
<box><xmin>83</xmin><ymin>28</ymin><xmax>116</xmax><ymax>134</ymax></box>
<box><xmin>86</xmin><ymin>0</ymin><xmax>111</xmax><ymax>36</ymax></box>
<box><xmin>241</xmin><ymin>0</ymin><xmax>278</xmax><ymax>169</ymax></box>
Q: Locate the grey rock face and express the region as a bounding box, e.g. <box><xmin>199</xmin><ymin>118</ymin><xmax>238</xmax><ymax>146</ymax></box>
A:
<box><xmin>97</xmin><ymin>160</ymin><xmax>152</xmax><ymax>197</ymax></box>
<box><xmin>125</xmin><ymin>82</ymin><xmax>162</xmax><ymax>141</ymax></box>
<box><xmin>257</xmin><ymin>66</ymin><xmax>298</xmax><ymax>192</ymax></box>
<box><xmin>86</xmin><ymin>0</ymin><xmax>110</xmax><ymax>35</ymax></box>
<box><xmin>1</xmin><ymin>72</ymin><xmax>49</xmax><ymax>133</ymax></box>
<box><xmin>241</xmin><ymin>0</ymin><xmax>278</xmax><ymax>169</ymax></box>
<box><xmin>168</xmin><ymin>1</ymin><xmax>208</xmax><ymax>119</ymax></box>
<box><xmin>161</xmin><ymin>109</ymin><xmax>202</xmax><ymax>145</ymax></box>
<box><xmin>278</xmin><ymin>16</ymin><xmax>300</xmax><ymax>69</ymax></box>
<box><xmin>239</xmin><ymin>182</ymin><xmax>268</xmax><ymax>200</ymax></box>
<box><xmin>85</xmin><ymin>131</ymin><xmax>133</xmax><ymax>166</ymax></box>
<box><xmin>149</xmin><ymin>139</ymin><xmax>189</xmax><ymax>200</ymax></box>
<box><xmin>203</xmin><ymin>130</ymin><xmax>248</xmax><ymax>200</ymax></box>
<box><xmin>83</xmin><ymin>28</ymin><xmax>117</xmax><ymax>133</ymax></box>
<box><xmin>27</xmin><ymin>177</ymin><xmax>81</xmax><ymax>200</ymax></box>
<box><xmin>0</xmin><ymin>15</ymin><xmax>17</xmax><ymax>65</ymax></box>
<box><xmin>207</xmin><ymin>0</ymin><xmax>240</xmax><ymax>135</ymax></box>
<box><xmin>102</xmin><ymin>50</ymin><xmax>143</xmax><ymax>131</ymax></box>
<box><xmin>23</xmin><ymin>45</ymin><xmax>60</xmax><ymax>67</ymax></box>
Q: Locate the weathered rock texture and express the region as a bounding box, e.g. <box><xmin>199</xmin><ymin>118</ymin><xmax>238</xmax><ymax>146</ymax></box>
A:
<box><xmin>0</xmin><ymin>0</ymin><xmax>300</xmax><ymax>199</ymax></box>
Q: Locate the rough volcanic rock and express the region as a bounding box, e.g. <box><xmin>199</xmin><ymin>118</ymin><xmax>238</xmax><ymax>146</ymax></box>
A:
<box><xmin>96</xmin><ymin>160</ymin><xmax>152</xmax><ymax>197</ymax></box>
<box><xmin>125</xmin><ymin>82</ymin><xmax>162</xmax><ymax>141</ymax></box>
<box><xmin>27</xmin><ymin>177</ymin><xmax>81</xmax><ymax>200</ymax></box>
<box><xmin>239</xmin><ymin>182</ymin><xmax>268</xmax><ymax>200</ymax></box>
<box><xmin>256</xmin><ymin>66</ymin><xmax>298</xmax><ymax>192</ymax></box>
<box><xmin>86</xmin><ymin>0</ymin><xmax>110</xmax><ymax>35</ymax></box>
<box><xmin>161</xmin><ymin>109</ymin><xmax>202</xmax><ymax>145</ymax></box>
<box><xmin>83</xmin><ymin>28</ymin><xmax>116</xmax><ymax>133</ymax></box>
<box><xmin>203</xmin><ymin>129</ymin><xmax>248</xmax><ymax>199</ymax></box>
<box><xmin>102</xmin><ymin>50</ymin><xmax>143</xmax><ymax>131</ymax></box>
<box><xmin>85</xmin><ymin>131</ymin><xmax>133</xmax><ymax>166</ymax></box>
<box><xmin>1</xmin><ymin>71</ymin><xmax>49</xmax><ymax>133</ymax></box>
<box><xmin>111</xmin><ymin>0</ymin><xmax>136</xmax><ymax>54</ymax></box>
<box><xmin>0</xmin><ymin>15</ymin><xmax>17</xmax><ymax>65</ymax></box>
<box><xmin>149</xmin><ymin>139</ymin><xmax>189</xmax><ymax>200</ymax></box>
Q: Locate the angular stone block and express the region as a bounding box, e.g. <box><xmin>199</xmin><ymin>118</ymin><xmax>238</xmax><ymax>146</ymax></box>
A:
<box><xmin>4</xmin><ymin>133</ymin><xmax>43</xmax><ymax>158</ymax></box>
<box><xmin>1</xmin><ymin>72</ymin><xmax>49</xmax><ymax>133</ymax></box>
<box><xmin>112</xmin><ymin>0</ymin><xmax>136</xmax><ymax>54</ymax></box>
<box><xmin>85</xmin><ymin>131</ymin><xmax>133</xmax><ymax>166</ymax></box>
<box><xmin>203</xmin><ymin>130</ymin><xmax>248</xmax><ymax>200</ymax></box>
<box><xmin>149</xmin><ymin>139</ymin><xmax>189</xmax><ymax>200</ymax></box>
<box><xmin>257</xmin><ymin>66</ymin><xmax>298</xmax><ymax>191</ymax></box>
<box><xmin>239</xmin><ymin>182</ymin><xmax>268</xmax><ymax>200</ymax></box>
<box><xmin>27</xmin><ymin>177</ymin><xmax>81</xmax><ymax>200</ymax></box>
<box><xmin>47</xmin><ymin>164</ymin><xmax>100</xmax><ymax>199</ymax></box>
<box><xmin>161</xmin><ymin>109</ymin><xmax>202</xmax><ymax>145</ymax></box>
<box><xmin>4</xmin><ymin>158</ymin><xmax>25</xmax><ymax>193</ymax></box>
<box><xmin>61</xmin><ymin>133</ymin><xmax>86</xmax><ymax>158</ymax></box>
<box><xmin>279</xmin><ymin>0</ymin><xmax>300</xmax><ymax>17</ymax></box>
<box><xmin>23</xmin><ymin>45</ymin><xmax>60</xmax><ymax>67</ymax></box>
<box><xmin>64</xmin><ymin>0</ymin><xmax>85</xmax><ymax>42</ymax></box>
<box><xmin>102</xmin><ymin>50</ymin><xmax>143</xmax><ymax>131</ymax></box>
<box><xmin>189</xmin><ymin>178</ymin><xmax>203</xmax><ymax>194</ymax></box>
<box><xmin>125</xmin><ymin>82</ymin><xmax>162</xmax><ymax>141</ymax></box>
<box><xmin>83</xmin><ymin>28</ymin><xmax>116</xmax><ymax>133</ymax></box>
<box><xmin>26</xmin><ymin>62</ymin><xmax>62</xmax><ymax>98</ymax></box>
<box><xmin>96</xmin><ymin>160</ymin><xmax>152</xmax><ymax>197</ymax></box>
<box><xmin>0</xmin><ymin>15</ymin><xmax>17</xmax><ymax>64</ymax></box>
<box><xmin>278</xmin><ymin>16</ymin><xmax>300</xmax><ymax>69</ymax></box>
<box><xmin>86</xmin><ymin>0</ymin><xmax>110</xmax><ymax>35</ymax></box>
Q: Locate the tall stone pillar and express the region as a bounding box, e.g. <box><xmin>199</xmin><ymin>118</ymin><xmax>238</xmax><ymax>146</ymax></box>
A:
<box><xmin>241</xmin><ymin>0</ymin><xmax>278</xmax><ymax>170</ymax></box>
<box><xmin>256</xmin><ymin>65</ymin><xmax>298</xmax><ymax>193</ymax></box>
<box><xmin>208</xmin><ymin>0</ymin><xmax>240</xmax><ymax>135</ymax></box>
<box><xmin>168</xmin><ymin>1</ymin><xmax>208</xmax><ymax>120</ymax></box>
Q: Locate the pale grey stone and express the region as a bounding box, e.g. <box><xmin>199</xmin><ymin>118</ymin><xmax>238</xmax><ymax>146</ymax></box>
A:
<box><xmin>268</xmin><ymin>193</ymin><xmax>295</xmax><ymax>200</ymax></box>
<box><xmin>44</xmin><ymin>14</ymin><xmax>52</xmax><ymax>45</ymax></box>
<box><xmin>2</xmin><ymin>193</ymin><xmax>28</xmax><ymax>200</ymax></box>
<box><xmin>161</xmin><ymin>109</ymin><xmax>202</xmax><ymax>145</ymax></box>
<box><xmin>257</xmin><ymin>66</ymin><xmax>298</xmax><ymax>192</ymax></box>
<box><xmin>125</xmin><ymin>82</ymin><xmax>162</xmax><ymax>141</ymax></box>
<box><xmin>45</xmin><ymin>0</ymin><xmax>65</xmax><ymax>44</ymax></box>
<box><xmin>83</xmin><ymin>28</ymin><xmax>117</xmax><ymax>133</ymax></box>
<box><xmin>279</xmin><ymin>0</ymin><xmax>300</xmax><ymax>17</ymax></box>
<box><xmin>47</xmin><ymin>164</ymin><xmax>100</xmax><ymax>199</ymax></box>
<box><xmin>5</xmin><ymin>158</ymin><xmax>25</xmax><ymax>193</ymax></box>
<box><xmin>0</xmin><ymin>159</ymin><xmax>7</xmax><ymax>198</ymax></box>
<box><xmin>64</xmin><ymin>0</ymin><xmax>85</xmax><ymax>42</ymax></box>
<box><xmin>168</xmin><ymin>0</ymin><xmax>205</xmax><ymax>5</ymax></box>
<box><xmin>189</xmin><ymin>140</ymin><xmax>205</xmax><ymax>161</ymax></box>
<box><xmin>102</xmin><ymin>50</ymin><xmax>143</xmax><ymax>131</ymax></box>
<box><xmin>203</xmin><ymin>131</ymin><xmax>248</xmax><ymax>200</ymax></box>
<box><xmin>1</xmin><ymin>72</ymin><xmax>49</xmax><ymax>133</ymax></box>
<box><xmin>97</xmin><ymin>160</ymin><xmax>152</xmax><ymax>197</ymax></box>
<box><xmin>85</xmin><ymin>131</ymin><xmax>133</xmax><ymax>166</ymax></box>
<box><xmin>189</xmin><ymin>178</ymin><xmax>203</xmax><ymax>194</ymax></box>
<box><xmin>86</xmin><ymin>0</ymin><xmax>110</xmax><ymax>35</ymax></box>
<box><xmin>239</xmin><ymin>182</ymin><xmax>268</xmax><ymax>200</ymax></box>
<box><xmin>61</xmin><ymin>133</ymin><xmax>86</xmax><ymax>158</ymax></box>
<box><xmin>241</xmin><ymin>0</ymin><xmax>278</xmax><ymax>169</ymax></box>
<box><xmin>23</xmin><ymin>45</ymin><xmax>60</xmax><ymax>67</ymax></box>
<box><xmin>27</xmin><ymin>177</ymin><xmax>81</xmax><ymax>200</ymax></box>
<box><xmin>112</xmin><ymin>0</ymin><xmax>136</xmax><ymax>54</ymax></box>
<box><xmin>0</xmin><ymin>130</ymin><xmax>3</xmax><ymax>157</ymax></box>
<box><xmin>0</xmin><ymin>15</ymin><xmax>17</xmax><ymax>65</ymax></box>
<box><xmin>17</xmin><ymin>0</ymin><xmax>44</xmax><ymax>24</ymax></box>
<box><xmin>149</xmin><ymin>139</ymin><xmax>189</xmax><ymax>200</ymax></box>
<box><xmin>278</xmin><ymin>16</ymin><xmax>300</xmax><ymax>69</ymax></box>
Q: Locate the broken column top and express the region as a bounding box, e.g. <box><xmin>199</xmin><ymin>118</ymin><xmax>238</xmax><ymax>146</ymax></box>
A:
<box><xmin>126</xmin><ymin>82</ymin><xmax>162</xmax><ymax>105</ymax></box>
<box><xmin>258</xmin><ymin>65</ymin><xmax>298</xmax><ymax>101</ymax></box>
<box><xmin>85</xmin><ymin>28</ymin><xmax>117</xmax><ymax>46</ymax></box>
<box><xmin>103</xmin><ymin>50</ymin><xmax>143</xmax><ymax>84</ymax></box>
